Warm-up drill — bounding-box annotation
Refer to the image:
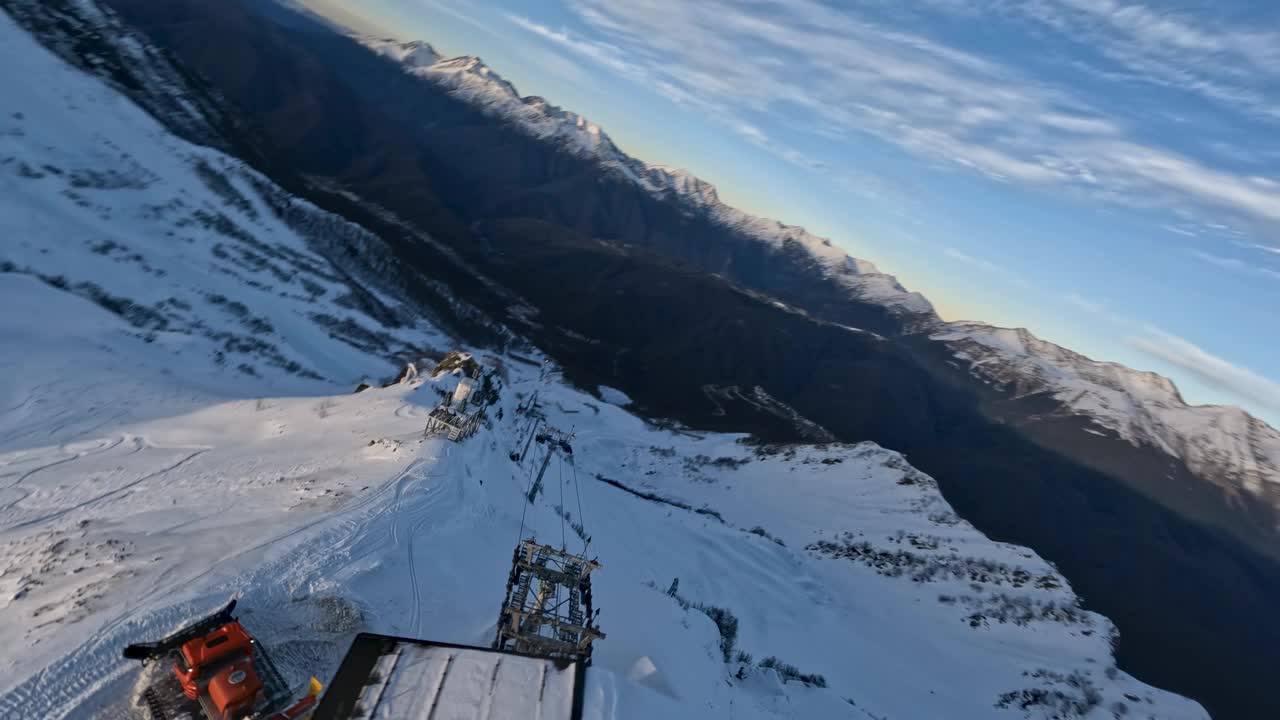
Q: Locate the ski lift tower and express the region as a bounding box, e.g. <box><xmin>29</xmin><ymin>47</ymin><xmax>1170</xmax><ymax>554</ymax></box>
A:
<box><xmin>494</xmin><ymin>539</ymin><xmax>604</xmax><ymax>663</ymax></box>
<box><xmin>523</xmin><ymin>425</ymin><xmax>575</xmax><ymax>501</ymax></box>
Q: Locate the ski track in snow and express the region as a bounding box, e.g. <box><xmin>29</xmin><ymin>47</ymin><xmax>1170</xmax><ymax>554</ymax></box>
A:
<box><xmin>386</xmin><ymin>461</ymin><xmax>452</xmax><ymax>639</ymax></box>
<box><xmin>4</xmin><ymin>444</ymin><xmax>208</xmax><ymax>535</ymax></box>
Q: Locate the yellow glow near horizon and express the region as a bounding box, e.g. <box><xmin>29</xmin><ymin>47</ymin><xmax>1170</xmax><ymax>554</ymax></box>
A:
<box><xmin>294</xmin><ymin>0</ymin><xmax>396</xmax><ymax>37</ymax></box>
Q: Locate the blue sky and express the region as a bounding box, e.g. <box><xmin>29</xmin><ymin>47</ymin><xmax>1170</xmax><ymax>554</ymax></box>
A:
<box><xmin>303</xmin><ymin>0</ymin><xmax>1280</xmax><ymax>424</ymax></box>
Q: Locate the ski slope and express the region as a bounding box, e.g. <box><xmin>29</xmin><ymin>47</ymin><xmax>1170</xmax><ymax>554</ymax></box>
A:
<box><xmin>0</xmin><ymin>271</ymin><xmax>1206</xmax><ymax>719</ymax></box>
<box><xmin>0</xmin><ymin>7</ymin><xmax>1209</xmax><ymax>719</ymax></box>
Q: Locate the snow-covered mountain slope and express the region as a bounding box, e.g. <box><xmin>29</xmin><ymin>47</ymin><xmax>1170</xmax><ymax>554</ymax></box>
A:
<box><xmin>0</xmin><ymin>9</ymin><xmax>452</xmax><ymax>400</ymax></box>
<box><xmin>934</xmin><ymin>322</ymin><xmax>1280</xmax><ymax>518</ymax></box>
<box><xmin>0</xmin><ymin>0</ymin><xmax>247</xmax><ymax>155</ymax></box>
<box><xmin>0</xmin><ymin>13</ymin><xmax>1209</xmax><ymax>717</ymax></box>
<box><xmin>363</xmin><ymin>38</ymin><xmax>935</xmax><ymax>320</ymax></box>
<box><xmin>0</xmin><ymin>275</ymin><xmax>1207</xmax><ymax>719</ymax></box>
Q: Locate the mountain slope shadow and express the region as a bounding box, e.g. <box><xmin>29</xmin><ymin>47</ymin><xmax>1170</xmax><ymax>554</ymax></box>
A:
<box><xmin>477</xmin><ymin>217</ymin><xmax>1280</xmax><ymax>720</ymax></box>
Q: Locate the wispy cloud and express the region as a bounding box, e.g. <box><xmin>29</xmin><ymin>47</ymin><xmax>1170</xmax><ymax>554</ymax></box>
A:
<box><xmin>734</xmin><ymin>123</ymin><xmax>768</xmax><ymax>145</ymax></box>
<box><xmin>1000</xmin><ymin>0</ymin><xmax>1280</xmax><ymax>127</ymax></box>
<box><xmin>1129</xmin><ymin>327</ymin><xmax>1280</xmax><ymax>414</ymax></box>
<box><xmin>1063</xmin><ymin>293</ymin><xmax>1106</xmax><ymax>314</ymax></box>
<box><xmin>505</xmin><ymin>14</ymin><xmax>644</xmax><ymax>83</ymax></box>
<box><xmin>944</xmin><ymin>248</ymin><xmax>1031</xmax><ymax>288</ymax></box>
<box><xmin>1189</xmin><ymin>249</ymin><xmax>1280</xmax><ymax>281</ymax></box>
<box><xmin>499</xmin><ymin>0</ymin><xmax>1280</xmax><ymax>238</ymax></box>
<box><xmin>1162</xmin><ymin>224</ymin><xmax>1198</xmax><ymax>238</ymax></box>
<box><xmin>420</xmin><ymin>0</ymin><xmax>503</xmax><ymax>37</ymax></box>
<box><xmin>1236</xmin><ymin>241</ymin><xmax>1280</xmax><ymax>257</ymax></box>
<box><xmin>1061</xmin><ymin>292</ymin><xmax>1134</xmax><ymax>325</ymax></box>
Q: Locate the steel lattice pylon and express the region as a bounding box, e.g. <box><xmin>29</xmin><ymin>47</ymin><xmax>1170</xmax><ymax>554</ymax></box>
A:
<box><xmin>494</xmin><ymin>539</ymin><xmax>604</xmax><ymax>663</ymax></box>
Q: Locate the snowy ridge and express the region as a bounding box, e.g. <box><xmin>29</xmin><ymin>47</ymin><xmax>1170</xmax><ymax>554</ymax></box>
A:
<box><xmin>362</xmin><ymin>37</ymin><xmax>936</xmax><ymax>320</ymax></box>
<box><xmin>367</xmin><ymin>40</ymin><xmax>627</xmax><ymax>163</ymax></box>
<box><xmin>934</xmin><ymin>322</ymin><xmax>1280</xmax><ymax>511</ymax></box>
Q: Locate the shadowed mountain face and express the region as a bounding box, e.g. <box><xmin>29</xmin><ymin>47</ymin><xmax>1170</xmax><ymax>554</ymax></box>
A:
<box><xmin>45</xmin><ymin>0</ymin><xmax>1280</xmax><ymax>716</ymax></box>
<box><xmin>102</xmin><ymin>0</ymin><xmax>912</xmax><ymax>339</ymax></box>
<box><xmin>472</xmin><ymin>218</ymin><xmax>1280</xmax><ymax>720</ymax></box>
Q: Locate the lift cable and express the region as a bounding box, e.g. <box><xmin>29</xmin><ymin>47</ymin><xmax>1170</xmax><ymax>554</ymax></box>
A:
<box><xmin>558</xmin><ymin>453</ymin><xmax>567</xmax><ymax>551</ymax></box>
<box><xmin>572</xmin><ymin>460</ymin><xmax>586</xmax><ymax>552</ymax></box>
<box><xmin>515</xmin><ymin>426</ymin><xmax>540</xmax><ymax>546</ymax></box>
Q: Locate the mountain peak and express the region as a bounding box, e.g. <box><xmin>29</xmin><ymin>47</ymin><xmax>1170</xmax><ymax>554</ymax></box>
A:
<box><xmin>942</xmin><ymin>321</ymin><xmax>1187</xmax><ymax>405</ymax></box>
<box><xmin>644</xmin><ymin>164</ymin><xmax>722</xmax><ymax>206</ymax></box>
<box><xmin>388</xmin><ymin>39</ymin><xmax>440</xmax><ymax>68</ymax></box>
<box><xmin>934</xmin><ymin>320</ymin><xmax>1280</xmax><ymax>507</ymax></box>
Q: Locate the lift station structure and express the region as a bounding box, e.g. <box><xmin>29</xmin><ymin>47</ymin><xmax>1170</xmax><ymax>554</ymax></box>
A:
<box><xmin>423</xmin><ymin>367</ymin><xmax>484</xmax><ymax>442</ymax></box>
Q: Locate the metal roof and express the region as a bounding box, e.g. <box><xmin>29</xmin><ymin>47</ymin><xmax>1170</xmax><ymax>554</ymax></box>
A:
<box><xmin>313</xmin><ymin>634</ymin><xmax>584</xmax><ymax>720</ymax></box>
